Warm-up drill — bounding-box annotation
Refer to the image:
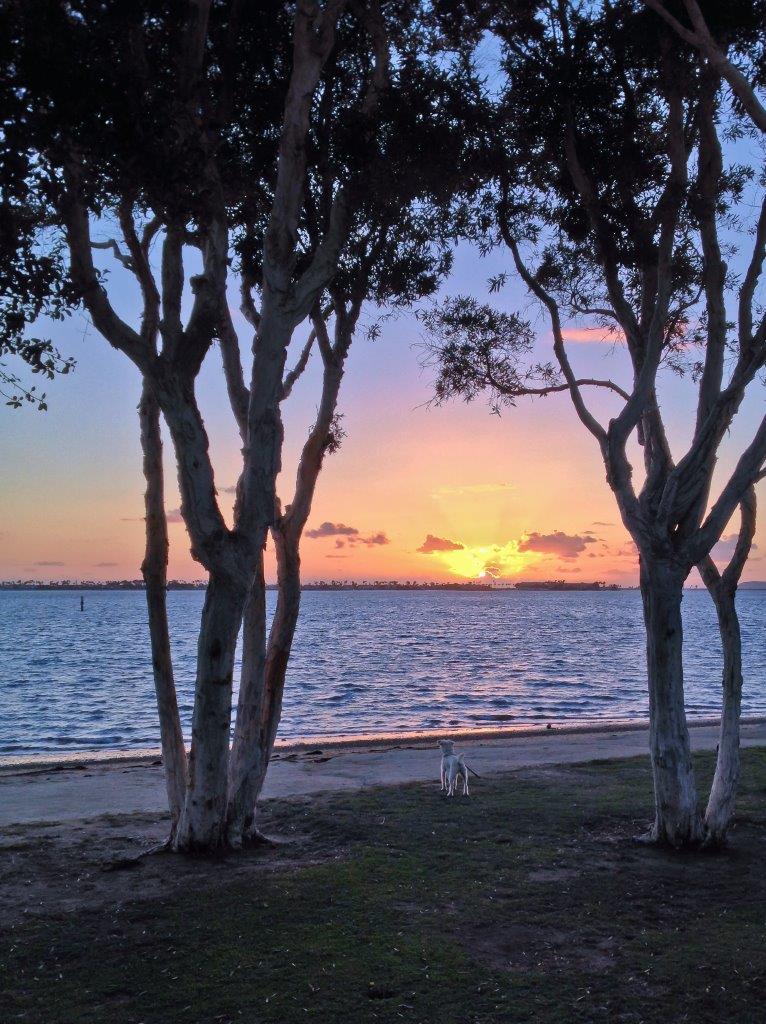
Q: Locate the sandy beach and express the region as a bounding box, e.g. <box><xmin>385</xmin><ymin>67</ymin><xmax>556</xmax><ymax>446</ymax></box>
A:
<box><xmin>4</xmin><ymin>724</ymin><xmax>766</xmax><ymax>1023</ymax></box>
<box><xmin>3</xmin><ymin>718</ymin><xmax>766</xmax><ymax>829</ymax></box>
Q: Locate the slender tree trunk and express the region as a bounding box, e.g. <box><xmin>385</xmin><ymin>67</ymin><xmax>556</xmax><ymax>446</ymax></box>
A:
<box><xmin>261</xmin><ymin>529</ymin><xmax>302</xmax><ymax>780</ymax></box>
<box><xmin>138</xmin><ymin>381</ymin><xmax>187</xmax><ymax>835</ymax></box>
<box><xmin>640</xmin><ymin>559</ymin><xmax>702</xmax><ymax>847</ymax></box>
<box><xmin>226</xmin><ymin>554</ymin><xmax>269</xmax><ymax>845</ymax></box>
<box><xmin>174</xmin><ymin>572</ymin><xmax>248</xmax><ymax>852</ymax></box>
<box><xmin>699</xmin><ymin>567</ymin><xmax>742</xmax><ymax>845</ymax></box>
<box><xmin>226</xmin><ymin>333</ymin><xmax>346</xmax><ymax>842</ymax></box>
<box><xmin>696</xmin><ymin>489</ymin><xmax>755</xmax><ymax>845</ymax></box>
<box><xmin>226</xmin><ymin>531</ymin><xmax>301</xmax><ymax>842</ymax></box>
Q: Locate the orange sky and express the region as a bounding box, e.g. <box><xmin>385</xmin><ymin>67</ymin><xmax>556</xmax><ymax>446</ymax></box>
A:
<box><xmin>2</xmin><ymin>248</ymin><xmax>764</xmax><ymax>586</ymax></box>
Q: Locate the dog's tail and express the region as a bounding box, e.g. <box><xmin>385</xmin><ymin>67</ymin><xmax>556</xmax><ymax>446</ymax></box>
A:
<box><xmin>461</xmin><ymin>759</ymin><xmax>481</xmax><ymax>779</ymax></box>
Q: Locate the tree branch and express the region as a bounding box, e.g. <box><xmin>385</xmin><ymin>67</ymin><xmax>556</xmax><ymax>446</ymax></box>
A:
<box><xmin>219</xmin><ymin>301</ymin><xmax>249</xmax><ymax>441</ymax></box>
<box><xmin>263</xmin><ymin>0</ymin><xmax>348</xmax><ymax>297</ymax></box>
<box><xmin>739</xmin><ymin>193</ymin><xmax>766</xmax><ymax>356</ymax></box>
<box><xmin>497</xmin><ymin>203</ymin><xmax>607</xmax><ymax>443</ymax></box>
<box><xmin>240</xmin><ymin>276</ymin><xmax>261</xmax><ymax>329</ymax></box>
<box><xmin>118</xmin><ymin>202</ymin><xmax>161</xmax><ymax>347</ymax></box>
<box><xmin>693</xmin><ymin>414</ymin><xmax>766</xmax><ymax>562</ymax></box>
<box><xmin>643</xmin><ymin>0</ymin><xmax>766</xmax><ymax>134</ymax></box>
<box><xmin>91</xmin><ymin>237</ymin><xmax>134</xmax><ymax>271</ymax></box>
<box><xmin>693</xmin><ymin>69</ymin><xmax>727</xmax><ymax>437</ymax></box>
<box><xmin>281</xmin><ymin>329</ymin><xmax>316</xmax><ymax>400</ymax></box>
<box><xmin>61</xmin><ymin>167</ymin><xmax>150</xmax><ymax>372</ymax></box>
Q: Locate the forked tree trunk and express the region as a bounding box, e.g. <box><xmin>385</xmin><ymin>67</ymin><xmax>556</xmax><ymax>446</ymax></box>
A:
<box><xmin>226</xmin><ymin>530</ymin><xmax>302</xmax><ymax>843</ymax></box>
<box><xmin>174</xmin><ymin>572</ymin><xmax>249</xmax><ymax>851</ymax></box>
<box><xmin>225</xmin><ymin>343</ymin><xmax>346</xmax><ymax>843</ymax></box>
<box><xmin>699</xmin><ymin>564</ymin><xmax>742</xmax><ymax>845</ymax></box>
<box><xmin>138</xmin><ymin>381</ymin><xmax>187</xmax><ymax>834</ymax></box>
<box><xmin>640</xmin><ymin>559</ymin><xmax>702</xmax><ymax>846</ymax></box>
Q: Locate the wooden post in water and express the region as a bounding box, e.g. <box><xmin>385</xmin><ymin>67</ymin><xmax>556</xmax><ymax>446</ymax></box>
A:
<box><xmin>80</xmin><ymin>595</ymin><xmax>84</xmax><ymax>612</ymax></box>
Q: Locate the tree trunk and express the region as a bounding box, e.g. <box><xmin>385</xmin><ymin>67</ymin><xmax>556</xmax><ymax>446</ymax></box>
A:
<box><xmin>700</xmin><ymin>572</ymin><xmax>742</xmax><ymax>846</ymax></box>
<box><xmin>640</xmin><ymin>559</ymin><xmax>702</xmax><ymax>847</ymax></box>
<box><xmin>226</xmin><ymin>554</ymin><xmax>269</xmax><ymax>845</ymax></box>
<box><xmin>138</xmin><ymin>381</ymin><xmax>187</xmax><ymax>835</ymax></box>
<box><xmin>697</xmin><ymin>489</ymin><xmax>755</xmax><ymax>845</ymax></box>
<box><xmin>174</xmin><ymin>572</ymin><xmax>248</xmax><ymax>852</ymax></box>
<box><xmin>226</xmin><ymin>532</ymin><xmax>301</xmax><ymax>843</ymax></box>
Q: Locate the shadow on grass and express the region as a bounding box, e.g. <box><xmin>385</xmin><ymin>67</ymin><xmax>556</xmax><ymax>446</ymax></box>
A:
<box><xmin>2</xmin><ymin>749</ymin><xmax>766</xmax><ymax>1023</ymax></box>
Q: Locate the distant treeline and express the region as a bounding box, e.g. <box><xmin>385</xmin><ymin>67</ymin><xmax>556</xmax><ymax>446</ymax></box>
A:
<box><xmin>0</xmin><ymin>579</ymin><xmax>638</xmax><ymax>592</ymax></box>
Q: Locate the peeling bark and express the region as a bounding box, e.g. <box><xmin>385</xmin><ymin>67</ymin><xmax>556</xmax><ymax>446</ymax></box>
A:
<box><xmin>226</xmin><ymin>554</ymin><xmax>268</xmax><ymax>845</ymax></box>
<box><xmin>174</xmin><ymin>571</ymin><xmax>248</xmax><ymax>852</ymax></box>
<box><xmin>226</xmin><ymin>531</ymin><xmax>301</xmax><ymax>844</ymax></box>
<box><xmin>701</xmin><ymin>574</ymin><xmax>742</xmax><ymax>846</ymax></box>
<box><xmin>139</xmin><ymin>381</ymin><xmax>187</xmax><ymax>834</ymax></box>
<box><xmin>54</xmin><ymin>1</ymin><xmax>395</xmax><ymax>853</ymax></box>
<box><xmin>698</xmin><ymin>488</ymin><xmax>756</xmax><ymax>846</ymax></box>
<box><xmin>225</xmin><ymin>309</ymin><xmax>349</xmax><ymax>840</ymax></box>
<box><xmin>640</xmin><ymin>559</ymin><xmax>702</xmax><ymax>847</ymax></box>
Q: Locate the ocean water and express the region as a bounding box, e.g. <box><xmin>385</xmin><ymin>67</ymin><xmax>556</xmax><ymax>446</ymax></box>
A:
<box><xmin>1</xmin><ymin>588</ymin><xmax>765</xmax><ymax>757</ymax></box>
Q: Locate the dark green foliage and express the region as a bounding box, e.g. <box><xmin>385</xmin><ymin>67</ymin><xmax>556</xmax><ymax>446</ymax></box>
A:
<box><xmin>1</xmin><ymin>0</ymin><xmax>492</xmax><ymax>374</ymax></box>
<box><xmin>423</xmin><ymin>1</ymin><xmax>766</xmax><ymax>511</ymax></box>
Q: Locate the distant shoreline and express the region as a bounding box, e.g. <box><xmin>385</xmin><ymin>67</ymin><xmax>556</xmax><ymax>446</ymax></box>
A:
<box><xmin>1</xmin><ymin>581</ymin><xmax>631</xmax><ymax>592</ymax></box>
<box><xmin>4</xmin><ymin>581</ymin><xmax>766</xmax><ymax>592</ymax></box>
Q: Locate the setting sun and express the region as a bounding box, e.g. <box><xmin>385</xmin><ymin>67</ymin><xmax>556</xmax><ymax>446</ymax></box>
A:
<box><xmin>435</xmin><ymin>541</ymin><xmax>540</xmax><ymax>580</ymax></box>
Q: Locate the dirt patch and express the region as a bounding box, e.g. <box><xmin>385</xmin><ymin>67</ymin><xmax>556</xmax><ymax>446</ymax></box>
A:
<box><xmin>462</xmin><ymin>922</ymin><xmax>617</xmax><ymax>974</ymax></box>
<box><xmin>0</xmin><ymin>799</ymin><xmax>346</xmax><ymax>928</ymax></box>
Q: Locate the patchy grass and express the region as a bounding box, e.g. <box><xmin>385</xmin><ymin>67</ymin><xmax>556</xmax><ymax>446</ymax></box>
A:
<box><xmin>2</xmin><ymin>749</ymin><xmax>766</xmax><ymax>1023</ymax></box>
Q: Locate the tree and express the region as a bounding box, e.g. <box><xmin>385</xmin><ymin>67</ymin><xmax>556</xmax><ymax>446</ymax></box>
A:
<box><xmin>0</xmin><ymin>23</ymin><xmax>76</xmax><ymax>410</ymax></box>
<box><xmin>423</xmin><ymin>0</ymin><xmax>766</xmax><ymax>847</ymax></box>
<box><xmin>4</xmin><ymin>0</ymin><xmax>484</xmax><ymax>850</ymax></box>
<box><xmin>643</xmin><ymin>0</ymin><xmax>766</xmax><ymax>134</ymax></box>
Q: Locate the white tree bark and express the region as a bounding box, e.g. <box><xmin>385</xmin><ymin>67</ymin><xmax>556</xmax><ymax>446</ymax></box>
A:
<box><xmin>174</xmin><ymin>570</ymin><xmax>248</xmax><ymax>851</ymax></box>
<box><xmin>698</xmin><ymin>488</ymin><xmax>756</xmax><ymax>845</ymax></box>
<box><xmin>226</xmin><ymin>323</ymin><xmax>348</xmax><ymax>843</ymax></box>
<box><xmin>226</xmin><ymin>554</ymin><xmax>269</xmax><ymax>845</ymax></box>
<box><xmin>138</xmin><ymin>381</ymin><xmax>187</xmax><ymax>834</ymax></box>
<box><xmin>640</xmin><ymin>560</ymin><xmax>702</xmax><ymax>846</ymax></box>
<box><xmin>154</xmin><ymin>373</ymin><xmax>252</xmax><ymax>853</ymax></box>
<box><xmin>702</xmin><ymin>578</ymin><xmax>742</xmax><ymax>844</ymax></box>
<box><xmin>58</xmin><ymin>1</ymin><xmax>391</xmax><ymax>853</ymax></box>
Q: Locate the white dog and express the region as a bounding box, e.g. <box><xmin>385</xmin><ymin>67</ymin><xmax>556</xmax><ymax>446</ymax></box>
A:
<box><xmin>438</xmin><ymin>739</ymin><xmax>479</xmax><ymax>796</ymax></box>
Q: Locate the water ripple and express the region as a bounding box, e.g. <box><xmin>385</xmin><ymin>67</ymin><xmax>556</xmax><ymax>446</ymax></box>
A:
<box><xmin>1</xmin><ymin>589</ymin><xmax>765</xmax><ymax>755</ymax></box>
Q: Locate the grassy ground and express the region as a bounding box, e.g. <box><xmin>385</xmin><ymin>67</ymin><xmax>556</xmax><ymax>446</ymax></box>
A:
<box><xmin>2</xmin><ymin>749</ymin><xmax>766</xmax><ymax>1024</ymax></box>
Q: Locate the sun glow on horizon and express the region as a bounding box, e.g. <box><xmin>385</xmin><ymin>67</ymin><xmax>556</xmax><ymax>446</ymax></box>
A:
<box><xmin>433</xmin><ymin>541</ymin><xmax>541</xmax><ymax>580</ymax></box>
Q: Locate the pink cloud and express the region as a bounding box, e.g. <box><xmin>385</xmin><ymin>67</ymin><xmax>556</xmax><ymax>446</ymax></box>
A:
<box><xmin>417</xmin><ymin>534</ymin><xmax>465</xmax><ymax>554</ymax></box>
<box><xmin>518</xmin><ymin>531</ymin><xmax>597</xmax><ymax>561</ymax></box>
<box><xmin>561</xmin><ymin>327</ymin><xmax>625</xmax><ymax>345</ymax></box>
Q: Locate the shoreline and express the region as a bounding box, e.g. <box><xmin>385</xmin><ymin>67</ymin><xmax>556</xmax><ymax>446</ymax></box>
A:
<box><xmin>3</xmin><ymin>719</ymin><xmax>766</xmax><ymax>829</ymax></box>
<box><xmin>5</xmin><ymin>714</ymin><xmax>766</xmax><ymax>774</ymax></box>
